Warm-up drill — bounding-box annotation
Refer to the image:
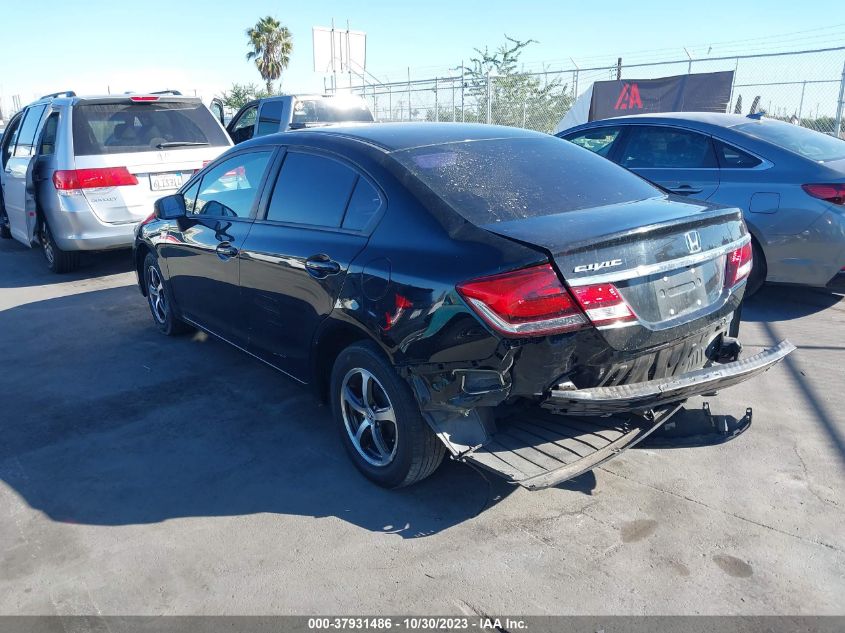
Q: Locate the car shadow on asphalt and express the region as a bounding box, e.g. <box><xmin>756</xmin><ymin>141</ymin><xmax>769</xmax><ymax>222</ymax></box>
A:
<box><xmin>0</xmin><ymin>286</ymin><xmax>522</xmax><ymax>538</ymax></box>
<box><xmin>742</xmin><ymin>284</ymin><xmax>842</xmax><ymax>322</ymax></box>
<box><xmin>0</xmin><ymin>240</ymin><xmax>134</xmax><ymax>289</ymax></box>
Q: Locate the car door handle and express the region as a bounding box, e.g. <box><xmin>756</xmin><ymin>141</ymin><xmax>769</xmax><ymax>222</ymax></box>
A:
<box><xmin>667</xmin><ymin>184</ymin><xmax>703</xmax><ymax>195</ymax></box>
<box><xmin>215</xmin><ymin>243</ymin><xmax>239</xmax><ymax>259</ymax></box>
<box><xmin>305</xmin><ymin>255</ymin><xmax>341</xmax><ymax>278</ymax></box>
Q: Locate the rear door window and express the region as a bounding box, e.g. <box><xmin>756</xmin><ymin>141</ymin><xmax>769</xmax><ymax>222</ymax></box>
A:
<box><xmin>619</xmin><ymin>126</ymin><xmax>717</xmax><ymax>169</ymax></box>
<box><xmin>38</xmin><ymin>113</ymin><xmax>60</xmax><ymax>155</ymax></box>
<box><xmin>342</xmin><ymin>178</ymin><xmax>382</xmax><ymax>231</ymax></box>
<box><xmin>265</xmin><ymin>152</ymin><xmax>357</xmax><ymax>227</ymax></box>
<box><xmin>72</xmin><ymin>101</ymin><xmax>229</xmax><ymax>155</ymax></box>
<box><xmin>714</xmin><ymin>140</ymin><xmax>762</xmax><ymax>168</ymax></box>
<box><xmin>13</xmin><ymin>105</ymin><xmax>46</xmax><ymax>158</ymax></box>
<box><xmin>564</xmin><ymin>127</ymin><xmax>622</xmax><ymax>158</ymax></box>
<box><xmin>256</xmin><ymin>100</ymin><xmax>285</xmax><ymax>136</ymax></box>
<box><xmin>192</xmin><ymin>151</ymin><xmax>274</xmax><ymax>218</ymax></box>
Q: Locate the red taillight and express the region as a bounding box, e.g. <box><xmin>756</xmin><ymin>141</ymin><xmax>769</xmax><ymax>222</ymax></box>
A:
<box><xmin>725</xmin><ymin>241</ymin><xmax>753</xmax><ymax>287</ymax></box>
<box><xmin>570</xmin><ymin>284</ymin><xmax>636</xmax><ymax>327</ymax></box>
<box><xmin>53</xmin><ymin>167</ymin><xmax>138</xmax><ymax>190</ymax></box>
<box><xmin>802</xmin><ymin>183</ymin><xmax>845</xmax><ymax>205</ymax></box>
<box><xmin>130</xmin><ymin>95</ymin><xmax>159</xmax><ymax>102</ymax></box>
<box><xmin>192</xmin><ymin>160</ymin><xmax>212</xmax><ymax>175</ymax></box>
<box><xmin>456</xmin><ymin>264</ymin><xmax>588</xmax><ymax>337</ymax></box>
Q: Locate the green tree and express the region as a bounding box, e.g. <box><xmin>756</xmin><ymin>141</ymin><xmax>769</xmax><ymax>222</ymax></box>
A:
<box><xmin>457</xmin><ymin>36</ymin><xmax>572</xmax><ymax>133</ymax></box>
<box><xmin>217</xmin><ymin>82</ymin><xmax>282</xmax><ymax>111</ymax></box>
<box><xmin>218</xmin><ymin>83</ymin><xmax>261</xmax><ymax>110</ymax></box>
<box><xmin>246</xmin><ymin>16</ymin><xmax>293</xmax><ymax>94</ymax></box>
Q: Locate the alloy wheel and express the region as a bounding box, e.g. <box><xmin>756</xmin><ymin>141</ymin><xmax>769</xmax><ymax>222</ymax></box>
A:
<box><xmin>147</xmin><ymin>265</ymin><xmax>168</xmax><ymax>324</ymax></box>
<box><xmin>340</xmin><ymin>368</ymin><xmax>399</xmax><ymax>467</ymax></box>
<box><xmin>41</xmin><ymin>226</ymin><xmax>55</xmax><ymax>266</ymax></box>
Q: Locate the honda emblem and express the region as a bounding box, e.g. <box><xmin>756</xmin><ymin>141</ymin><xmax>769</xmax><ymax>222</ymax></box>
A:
<box><xmin>684</xmin><ymin>230</ymin><xmax>702</xmax><ymax>254</ymax></box>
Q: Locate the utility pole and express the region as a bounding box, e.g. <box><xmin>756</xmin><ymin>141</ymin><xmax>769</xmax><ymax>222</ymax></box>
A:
<box><xmin>616</xmin><ymin>58</ymin><xmax>622</xmax><ymax>80</ymax></box>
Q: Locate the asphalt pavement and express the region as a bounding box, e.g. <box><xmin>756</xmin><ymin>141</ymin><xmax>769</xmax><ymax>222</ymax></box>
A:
<box><xmin>1</xmin><ymin>238</ymin><xmax>843</xmax><ymax>615</ymax></box>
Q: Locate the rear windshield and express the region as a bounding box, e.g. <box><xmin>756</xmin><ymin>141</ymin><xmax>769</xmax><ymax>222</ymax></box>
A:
<box><xmin>392</xmin><ymin>135</ymin><xmax>661</xmax><ymax>224</ymax></box>
<box><xmin>733</xmin><ymin>119</ymin><xmax>845</xmax><ymax>162</ymax></box>
<box><xmin>291</xmin><ymin>99</ymin><xmax>373</xmax><ymax>126</ymax></box>
<box><xmin>72</xmin><ymin>101</ymin><xmax>229</xmax><ymax>155</ymax></box>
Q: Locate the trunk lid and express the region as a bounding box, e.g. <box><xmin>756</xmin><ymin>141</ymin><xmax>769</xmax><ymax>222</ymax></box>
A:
<box><xmin>484</xmin><ymin>197</ymin><xmax>747</xmax><ymax>351</ymax></box>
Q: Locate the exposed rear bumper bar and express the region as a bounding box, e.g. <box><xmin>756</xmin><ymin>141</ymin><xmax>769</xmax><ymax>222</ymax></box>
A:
<box><xmin>543</xmin><ymin>340</ymin><xmax>795</xmax><ymax>415</ymax></box>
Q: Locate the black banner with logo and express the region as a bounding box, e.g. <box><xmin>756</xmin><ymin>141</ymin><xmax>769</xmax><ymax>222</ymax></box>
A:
<box><xmin>589</xmin><ymin>70</ymin><xmax>734</xmax><ymax>121</ymax></box>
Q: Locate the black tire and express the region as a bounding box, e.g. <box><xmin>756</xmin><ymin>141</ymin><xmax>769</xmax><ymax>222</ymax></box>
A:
<box><xmin>330</xmin><ymin>341</ymin><xmax>446</xmax><ymax>488</ymax></box>
<box><xmin>745</xmin><ymin>238</ymin><xmax>766</xmax><ymax>298</ymax></box>
<box><xmin>143</xmin><ymin>252</ymin><xmax>191</xmax><ymax>336</ymax></box>
<box><xmin>0</xmin><ymin>205</ymin><xmax>10</xmax><ymax>239</ymax></box>
<box><xmin>40</xmin><ymin>221</ymin><xmax>80</xmax><ymax>273</ymax></box>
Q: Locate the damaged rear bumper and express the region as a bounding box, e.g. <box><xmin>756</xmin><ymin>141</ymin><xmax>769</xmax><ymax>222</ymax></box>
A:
<box><xmin>542</xmin><ymin>340</ymin><xmax>795</xmax><ymax>415</ymax></box>
<box><xmin>460</xmin><ymin>405</ymin><xmax>682</xmax><ymax>490</ymax></box>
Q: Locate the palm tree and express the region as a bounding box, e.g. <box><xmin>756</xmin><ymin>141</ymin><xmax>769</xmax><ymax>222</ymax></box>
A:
<box><xmin>246</xmin><ymin>16</ymin><xmax>293</xmax><ymax>94</ymax></box>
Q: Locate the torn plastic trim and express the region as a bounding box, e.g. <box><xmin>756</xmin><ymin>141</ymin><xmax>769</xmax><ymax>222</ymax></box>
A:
<box><xmin>405</xmin><ymin>350</ymin><xmax>515</xmax><ymax>413</ymax></box>
<box><xmin>543</xmin><ymin>340</ymin><xmax>795</xmax><ymax>415</ymax></box>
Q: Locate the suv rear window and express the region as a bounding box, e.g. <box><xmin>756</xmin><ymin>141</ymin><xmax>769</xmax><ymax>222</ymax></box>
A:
<box><xmin>291</xmin><ymin>99</ymin><xmax>373</xmax><ymax>126</ymax></box>
<box><xmin>733</xmin><ymin>119</ymin><xmax>845</xmax><ymax>163</ymax></box>
<box><xmin>72</xmin><ymin>101</ymin><xmax>229</xmax><ymax>155</ymax></box>
<box><xmin>393</xmin><ymin>136</ymin><xmax>661</xmax><ymax>225</ymax></box>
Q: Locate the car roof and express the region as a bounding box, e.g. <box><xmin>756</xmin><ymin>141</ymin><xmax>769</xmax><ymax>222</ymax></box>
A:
<box><xmin>578</xmin><ymin>112</ymin><xmax>758</xmax><ymax>129</ymax></box>
<box><xmin>243</xmin><ymin>122</ymin><xmax>546</xmax><ymax>153</ymax></box>
<box><xmin>23</xmin><ymin>94</ymin><xmax>203</xmax><ymax>109</ymax></box>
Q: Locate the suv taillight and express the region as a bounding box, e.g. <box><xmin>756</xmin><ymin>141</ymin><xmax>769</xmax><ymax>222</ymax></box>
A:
<box><xmin>53</xmin><ymin>167</ymin><xmax>138</xmax><ymax>191</ymax></box>
<box><xmin>457</xmin><ymin>264</ymin><xmax>588</xmax><ymax>337</ymax></box>
<box><xmin>725</xmin><ymin>241</ymin><xmax>753</xmax><ymax>288</ymax></box>
<box><xmin>802</xmin><ymin>183</ymin><xmax>845</xmax><ymax>205</ymax></box>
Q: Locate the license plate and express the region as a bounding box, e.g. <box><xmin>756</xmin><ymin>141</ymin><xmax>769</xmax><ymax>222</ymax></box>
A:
<box><xmin>654</xmin><ymin>263</ymin><xmax>716</xmax><ymax>320</ymax></box>
<box><xmin>149</xmin><ymin>172</ymin><xmax>184</xmax><ymax>191</ymax></box>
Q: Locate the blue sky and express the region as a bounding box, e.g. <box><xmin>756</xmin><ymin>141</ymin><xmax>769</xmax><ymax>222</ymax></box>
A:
<box><xmin>2</xmin><ymin>0</ymin><xmax>844</xmax><ymax>113</ymax></box>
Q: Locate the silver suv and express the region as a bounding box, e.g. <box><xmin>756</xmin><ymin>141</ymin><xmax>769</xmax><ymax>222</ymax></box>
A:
<box><xmin>0</xmin><ymin>91</ymin><xmax>232</xmax><ymax>272</ymax></box>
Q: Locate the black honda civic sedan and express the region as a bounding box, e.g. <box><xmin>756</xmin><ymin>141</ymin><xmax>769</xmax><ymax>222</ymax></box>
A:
<box><xmin>134</xmin><ymin>123</ymin><xmax>793</xmax><ymax>489</ymax></box>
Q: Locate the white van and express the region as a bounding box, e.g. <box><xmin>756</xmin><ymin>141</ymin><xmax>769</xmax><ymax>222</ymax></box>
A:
<box><xmin>0</xmin><ymin>91</ymin><xmax>232</xmax><ymax>272</ymax></box>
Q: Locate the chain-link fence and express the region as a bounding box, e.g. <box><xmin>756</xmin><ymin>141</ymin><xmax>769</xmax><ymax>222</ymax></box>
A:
<box><xmin>343</xmin><ymin>46</ymin><xmax>845</xmax><ymax>137</ymax></box>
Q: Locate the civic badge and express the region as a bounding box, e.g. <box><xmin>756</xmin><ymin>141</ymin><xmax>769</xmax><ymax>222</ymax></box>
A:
<box><xmin>684</xmin><ymin>230</ymin><xmax>702</xmax><ymax>254</ymax></box>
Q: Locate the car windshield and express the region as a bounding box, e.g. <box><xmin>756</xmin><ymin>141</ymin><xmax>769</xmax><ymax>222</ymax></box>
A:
<box><xmin>72</xmin><ymin>101</ymin><xmax>229</xmax><ymax>155</ymax></box>
<box><xmin>733</xmin><ymin>119</ymin><xmax>845</xmax><ymax>162</ymax></box>
<box><xmin>392</xmin><ymin>135</ymin><xmax>661</xmax><ymax>224</ymax></box>
<box><xmin>291</xmin><ymin>99</ymin><xmax>373</xmax><ymax>125</ymax></box>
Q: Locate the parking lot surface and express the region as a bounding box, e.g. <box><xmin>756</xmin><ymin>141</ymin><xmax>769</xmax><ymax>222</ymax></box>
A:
<box><xmin>1</xmin><ymin>239</ymin><xmax>843</xmax><ymax>615</ymax></box>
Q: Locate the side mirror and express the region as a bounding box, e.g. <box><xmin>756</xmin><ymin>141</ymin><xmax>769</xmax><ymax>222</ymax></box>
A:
<box><xmin>154</xmin><ymin>194</ymin><xmax>187</xmax><ymax>220</ymax></box>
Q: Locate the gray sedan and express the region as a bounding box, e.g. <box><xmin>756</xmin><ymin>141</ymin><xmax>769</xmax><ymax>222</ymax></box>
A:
<box><xmin>558</xmin><ymin>113</ymin><xmax>845</xmax><ymax>293</ymax></box>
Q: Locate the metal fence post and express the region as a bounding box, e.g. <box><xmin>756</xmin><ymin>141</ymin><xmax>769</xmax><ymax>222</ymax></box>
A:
<box><xmin>728</xmin><ymin>57</ymin><xmax>739</xmax><ymax>111</ymax></box>
<box><xmin>461</xmin><ymin>64</ymin><xmax>466</xmax><ymax>122</ymax></box>
<box><xmin>486</xmin><ymin>71</ymin><xmax>492</xmax><ymax>124</ymax></box>
<box><xmin>797</xmin><ymin>81</ymin><xmax>806</xmax><ymax>125</ymax></box>
<box><xmin>836</xmin><ymin>59</ymin><xmax>845</xmax><ymax>138</ymax></box>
